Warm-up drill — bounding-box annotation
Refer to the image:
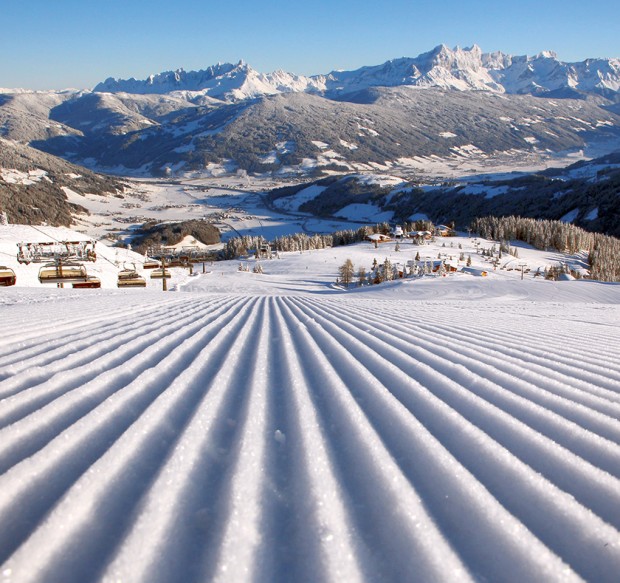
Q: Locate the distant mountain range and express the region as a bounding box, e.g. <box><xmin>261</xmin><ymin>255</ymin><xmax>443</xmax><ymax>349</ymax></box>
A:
<box><xmin>93</xmin><ymin>45</ymin><xmax>620</xmax><ymax>101</ymax></box>
<box><xmin>1</xmin><ymin>45</ymin><xmax>619</xmax><ymax>182</ymax></box>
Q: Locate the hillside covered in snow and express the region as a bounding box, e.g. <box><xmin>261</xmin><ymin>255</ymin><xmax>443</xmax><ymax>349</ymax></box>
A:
<box><xmin>0</xmin><ymin>138</ymin><xmax>127</xmax><ymax>225</ymax></box>
<box><xmin>266</xmin><ymin>154</ymin><xmax>620</xmax><ymax>239</ymax></box>
<box><xmin>1</xmin><ymin>42</ymin><xmax>620</xmax><ymax>581</ymax></box>
<box><xmin>1</xmin><ymin>223</ymin><xmax>619</xmax><ymax>582</ymax></box>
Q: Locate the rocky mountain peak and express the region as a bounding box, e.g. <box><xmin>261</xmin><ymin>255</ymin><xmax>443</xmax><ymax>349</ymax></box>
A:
<box><xmin>91</xmin><ymin>45</ymin><xmax>620</xmax><ymax>101</ymax></box>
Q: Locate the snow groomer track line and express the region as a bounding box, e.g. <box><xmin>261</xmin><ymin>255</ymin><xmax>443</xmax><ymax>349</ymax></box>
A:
<box><xmin>0</xmin><ymin>294</ymin><xmax>619</xmax><ymax>583</ymax></box>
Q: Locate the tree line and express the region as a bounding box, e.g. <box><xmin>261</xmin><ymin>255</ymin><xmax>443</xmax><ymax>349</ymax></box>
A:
<box><xmin>222</xmin><ymin>220</ymin><xmax>436</xmax><ymax>260</ymax></box>
<box><xmin>470</xmin><ymin>215</ymin><xmax>620</xmax><ymax>281</ymax></box>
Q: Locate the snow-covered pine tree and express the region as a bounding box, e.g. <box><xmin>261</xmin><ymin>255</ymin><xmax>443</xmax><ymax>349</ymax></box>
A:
<box><xmin>383</xmin><ymin>258</ymin><xmax>394</xmax><ymax>281</ymax></box>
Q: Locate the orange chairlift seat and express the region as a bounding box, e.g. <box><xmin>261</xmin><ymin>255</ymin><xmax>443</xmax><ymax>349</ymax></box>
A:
<box><xmin>0</xmin><ymin>266</ymin><xmax>16</xmax><ymax>286</ymax></box>
<box><xmin>117</xmin><ymin>268</ymin><xmax>147</xmax><ymax>288</ymax></box>
<box><xmin>38</xmin><ymin>260</ymin><xmax>87</xmax><ymax>284</ymax></box>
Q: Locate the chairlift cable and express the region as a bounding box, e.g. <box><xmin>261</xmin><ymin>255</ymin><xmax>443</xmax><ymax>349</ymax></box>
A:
<box><xmin>25</xmin><ymin>224</ymin><xmax>120</xmax><ymax>268</ymax></box>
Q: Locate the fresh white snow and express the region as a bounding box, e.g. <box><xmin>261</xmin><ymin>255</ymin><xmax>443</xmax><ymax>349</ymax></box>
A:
<box><xmin>560</xmin><ymin>208</ymin><xmax>580</xmax><ymax>223</ymax></box>
<box><xmin>335</xmin><ymin>204</ymin><xmax>394</xmax><ymax>223</ymax></box>
<box><xmin>585</xmin><ymin>207</ymin><xmax>599</xmax><ymax>221</ymax></box>
<box><xmin>0</xmin><ymin>169</ymin><xmax>48</xmax><ymax>185</ymax></box>
<box><xmin>272</xmin><ymin>185</ymin><xmax>328</xmax><ymax>213</ymax></box>
<box><xmin>1</xmin><ymin>222</ymin><xmax>620</xmax><ymax>583</ymax></box>
<box><xmin>458</xmin><ymin>184</ymin><xmax>510</xmax><ymax>198</ymax></box>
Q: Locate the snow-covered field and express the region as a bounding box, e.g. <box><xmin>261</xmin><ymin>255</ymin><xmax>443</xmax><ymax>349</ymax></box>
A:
<box><xmin>1</xmin><ymin>222</ymin><xmax>620</xmax><ymax>582</ymax></box>
<box><xmin>60</xmin><ymin>175</ymin><xmax>371</xmax><ymax>244</ymax></box>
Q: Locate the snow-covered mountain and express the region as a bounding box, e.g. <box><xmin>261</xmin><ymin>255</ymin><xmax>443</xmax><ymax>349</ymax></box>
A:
<box><xmin>0</xmin><ymin>137</ymin><xmax>127</xmax><ymax>225</ymax></box>
<box><xmin>482</xmin><ymin>52</ymin><xmax>619</xmax><ymax>98</ymax></box>
<box><xmin>2</xmin><ymin>45</ymin><xmax>620</xmax><ymax>181</ymax></box>
<box><xmin>94</xmin><ymin>61</ymin><xmax>327</xmax><ymax>102</ymax></box>
<box><xmin>267</xmin><ymin>152</ymin><xmax>620</xmax><ymax>238</ymax></box>
<box><xmin>93</xmin><ymin>45</ymin><xmax>620</xmax><ymax>101</ymax></box>
<box><xmin>326</xmin><ymin>45</ymin><xmax>504</xmax><ymax>95</ymax></box>
<box><xmin>30</xmin><ymin>87</ymin><xmax>620</xmax><ymax>178</ymax></box>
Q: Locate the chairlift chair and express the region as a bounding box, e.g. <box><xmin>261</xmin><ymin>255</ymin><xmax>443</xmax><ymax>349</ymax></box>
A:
<box><xmin>190</xmin><ymin>251</ymin><xmax>210</xmax><ymax>263</ymax></box>
<box><xmin>72</xmin><ymin>276</ymin><xmax>101</xmax><ymax>289</ymax></box>
<box><xmin>38</xmin><ymin>261</ymin><xmax>87</xmax><ymax>284</ymax></box>
<box><xmin>166</xmin><ymin>256</ymin><xmax>185</xmax><ymax>267</ymax></box>
<box><xmin>117</xmin><ymin>268</ymin><xmax>147</xmax><ymax>288</ymax></box>
<box><xmin>143</xmin><ymin>259</ymin><xmax>160</xmax><ymax>269</ymax></box>
<box><xmin>0</xmin><ymin>266</ymin><xmax>16</xmax><ymax>286</ymax></box>
<box><xmin>16</xmin><ymin>244</ymin><xmax>31</xmax><ymax>264</ymax></box>
<box><xmin>150</xmin><ymin>268</ymin><xmax>171</xmax><ymax>279</ymax></box>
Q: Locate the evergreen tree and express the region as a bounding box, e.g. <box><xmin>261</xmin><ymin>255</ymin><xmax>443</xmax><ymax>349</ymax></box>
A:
<box><xmin>470</xmin><ymin>215</ymin><xmax>620</xmax><ymax>281</ymax></box>
<box><xmin>383</xmin><ymin>258</ymin><xmax>394</xmax><ymax>281</ymax></box>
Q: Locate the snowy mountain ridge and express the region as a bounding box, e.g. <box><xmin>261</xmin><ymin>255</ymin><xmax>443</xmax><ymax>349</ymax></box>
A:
<box><xmin>93</xmin><ymin>44</ymin><xmax>620</xmax><ymax>101</ymax></box>
<box><xmin>3</xmin><ymin>45</ymin><xmax>620</xmax><ymax>182</ymax></box>
<box><xmin>94</xmin><ymin>60</ymin><xmax>327</xmax><ymax>101</ymax></box>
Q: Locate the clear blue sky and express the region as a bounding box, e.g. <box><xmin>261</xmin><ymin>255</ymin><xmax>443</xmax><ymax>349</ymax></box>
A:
<box><xmin>2</xmin><ymin>0</ymin><xmax>619</xmax><ymax>90</ymax></box>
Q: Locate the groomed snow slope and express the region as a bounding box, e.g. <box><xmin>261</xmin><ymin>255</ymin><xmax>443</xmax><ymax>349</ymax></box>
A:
<box><xmin>1</xmin><ymin>276</ymin><xmax>619</xmax><ymax>582</ymax></box>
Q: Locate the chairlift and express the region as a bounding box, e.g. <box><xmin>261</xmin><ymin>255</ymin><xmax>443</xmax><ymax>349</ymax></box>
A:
<box><xmin>143</xmin><ymin>258</ymin><xmax>160</xmax><ymax>269</ymax></box>
<box><xmin>165</xmin><ymin>256</ymin><xmax>186</xmax><ymax>267</ymax></box>
<box><xmin>0</xmin><ymin>266</ymin><xmax>16</xmax><ymax>287</ymax></box>
<box><xmin>38</xmin><ymin>260</ymin><xmax>87</xmax><ymax>284</ymax></box>
<box><xmin>17</xmin><ymin>242</ymin><xmax>46</xmax><ymax>264</ymax></box>
<box><xmin>150</xmin><ymin>268</ymin><xmax>171</xmax><ymax>279</ymax></box>
<box><xmin>187</xmin><ymin>251</ymin><xmax>210</xmax><ymax>263</ymax></box>
<box><xmin>117</xmin><ymin>269</ymin><xmax>147</xmax><ymax>287</ymax></box>
<box><xmin>16</xmin><ymin>243</ymin><xmax>32</xmax><ymax>264</ymax></box>
<box><xmin>72</xmin><ymin>276</ymin><xmax>101</xmax><ymax>289</ymax></box>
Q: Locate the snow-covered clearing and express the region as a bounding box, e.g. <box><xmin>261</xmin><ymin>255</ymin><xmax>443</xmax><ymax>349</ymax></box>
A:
<box><xmin>335</xmin><ymin>203</ymin><xmax>394</xmax><ymax>223</ymax></box>
<box><xmin>561</xmin><ymin>208</ymin><xmax>581</xmax><ymax>223</ymax></box>
<box><xmin>272</xmin><ymin>185</ymin><xmax>328</xmax><ymax>213</ymax></box>
<box><xmin>457</xmin><ymin>184</ymin><xmax>511</xmax><ymax>199</ymax></box>
<box><xmin>1</xmin><ymin>226</ymin><xmax>620</xmax><ymax>582</ymax></box>
<box><xmin>0</xmin><ymin>169</ymin><xmax>48</xmax><ymax>185</ymax></box>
